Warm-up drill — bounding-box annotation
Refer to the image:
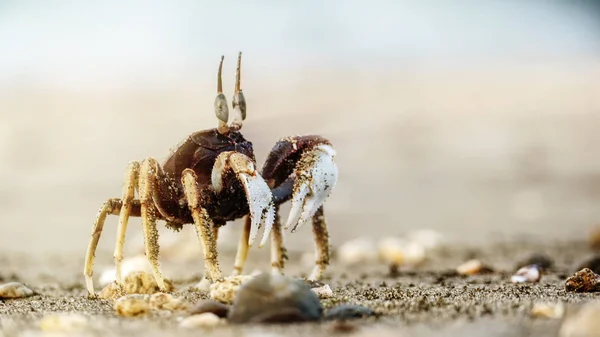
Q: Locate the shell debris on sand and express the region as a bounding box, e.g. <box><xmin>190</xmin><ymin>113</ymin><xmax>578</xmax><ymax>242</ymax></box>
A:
<box><xmin>311</xmin><ymin>284</ymin><xmax>334</xmax><ymax>299</ymax></box>
<box><xmin>114</xmin><ymin>294</ymin><xmax>151</xmax><ymax>317</ymax></box>
<box><xmin>511</xmin><ymin>265</ymin><xmax>541</xmax><ymax>283</ymax></box>
<box><xmin>149</xmin><ymin>292</ymin><xmax>189</xmax><ymax>311</ymax></box>
<box><xmin>98</xmin><ymin>271</ymin><xmax>174</xmax><ymax>300</ymax></box>
<box><xmin>0</xmin><ymin>282</ymin><xmax>34</xmax><ymax>299</ymax></box>
<box><xmin>114</xmin><ymin>292</ymin><xmax>190</xmax><ymax>317</ymax></box>
<box><xmin>378</xmin><ymin>237</ymin><xmax>427</xmax><ymax>267</ymax></box>
<box><xmin>559</xmin><ymin>301</ymin><xmax>600</xmax><ymax>337</ymax></box>
<box><xmin>227</xmin><ymin>273</ymin><xmax>323</xmax><ymax>324</ymax></box>
<box><xmin>179</xmin><ymin>313</ymin><xmax>224</xmax><ymax>328</ymax></box>
<box><xmin>99</xmin><ymin>255</ymin><xmax>152</xmax><ymax>287</ymax></box>
<box><xmin>565</xmin><ymin>268</ymin><xmax>600</xmax><ymax>292</ymax></box>
<box><xmin>531</xmin><ymin>302</ymin><xmax>565</xmax><ymax>319</ymax></box>
<box><xmin>336</xmin><ymin>237</ymin><xmax>379</xmax><ymax>266</ymax></box>
<box><xmin>209</xmin><ymin>275</ymin><xmax>255</xmax><ymax>304</ymax></box>
<box><xmin>456</xmin><ymin>259</ymin><xmax>493</xmax><ymax>276</ymax></box>
<box><xmin>40</xmin><ymin>313</ymin><xmax>90</xmax><ymax>332</ymax></box>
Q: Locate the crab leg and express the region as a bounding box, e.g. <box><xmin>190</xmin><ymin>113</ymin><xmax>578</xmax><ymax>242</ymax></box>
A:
<box><xmin>84</xmin><ymin>198</ymin><xmax>122</xmax><ymax>296</ymax></box>
<box><xmin>309</xmin><ymin>205</ymin><xmax>330</xmax><ymax>281</ymax></box>
<box><xmin>138</xmin><ymin>158</ymin><xmax>168</xmax><ymax>291</ymax></box>
<box><xmin>182</xmin><ymin>169</ymin><xmax>224</xmax><ymax>283</ymax></box>
<box><xmin>114</xmin><ymin>161</ymin><xmax>140</xmax><ymax>285</ymax></box>
<box><xmin>270</xmin><ymin>205</ymin><xmax>287</xmax><ymax>275</ymax></box>
<box><xmin>232</xmin><ymin>216</ymin><xmax>251</xmax><ymax>276</ymax></box>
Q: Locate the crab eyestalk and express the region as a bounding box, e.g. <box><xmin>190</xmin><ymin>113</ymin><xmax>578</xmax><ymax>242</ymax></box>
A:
<box><xmin>229</xmin><ymin>51</ymin><xmax>246</xmax><ymax>131</ymax></box>
<box><xmin>214</xmin><ymin>55</ymin><xmax>230</xmax><ymax>134</ymax></box>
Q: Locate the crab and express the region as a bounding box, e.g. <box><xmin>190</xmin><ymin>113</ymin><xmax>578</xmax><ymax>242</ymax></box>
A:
<box><xmin>83</xmin><ymin>52</ymin><xmax>339</xmax><ymax>296</ymax></box>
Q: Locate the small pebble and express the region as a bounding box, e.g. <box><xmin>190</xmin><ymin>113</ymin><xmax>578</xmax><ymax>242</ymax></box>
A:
<box><xmin>324</xmin><ymin>304</ymin><xmax>375</xmax><ymax>321</ymax></box>
<box><xmin>531</xmin><ymin>302</ymin><xmax>565</xmax><ymax>319</ymax></box>
<box><xmin>311</xmin><ymin>284</ymin><xmax>333</xmax><ymax>299</ymax></box>
<box><xmin>456</xmin><ymin>259</ymin><xmax>493</xmax><ymax>276</ymax></box>
<box><xmin>228</xmin><ymin>273</ymin><xmax>322</xmax><ymax>324</ymax></box>
<box><xmin>114</xmin><ymin>294</ymin><xmax>151</xmax><ymax>317</ymax></box>
<box><xmin>559</xmin><ymin>301</ymin><xmax>600</xmax><ymax>337</ymax></box>
<box><xmin>0</xmin><ymin>282</ymin><xmax>34</xmax><ymax>299</ymax></box>
<box><xmin>565</xmin><ymin>268</ymin><xmax>600</xmax><ymax>292</ymax></box>
<box><xmin>99</xmin><ymin>255</ymin><xmax>152</xmax><ymax>286</ymax></box>
<box><xmin>189</xmin><ymin>299</ymin><xmax>230</xmax><ymax>318</ymax></box>
<box><xmin>210</xmin><ymin>275</ymin><xmax>254</xmax><ymax>304</ymax></box>
<box><xmin>337</xmin><ymin>237</ymin><xmax>378</xmax><ymax>266</ymax></box>
<box><xmin>179</xmin><ymin>313</ymin><xmax>223</xmax><ymax>328</ymax></box>
<box><xmin>517</xmin><ymin>253</ymin><xmax>554</xmax><ymax>271</ymax></box>
<box><xmin>576</xmin><ymin>255</ymin><xmax>600</xmax><ymax>274</ymax></box>
<box><xmin>40</xmin><ymin>313</ymin><xmax>90</xmax><ymax>332</ymax></box>
<box><xmin>511</xmin><ymin>265</ymin><xmax>541</xmax><ymax>283</ymax></box>
<box><xmin>98</xmin><ymin>271</ymin><xmax>174</xmax><ymax>300</ymax></box>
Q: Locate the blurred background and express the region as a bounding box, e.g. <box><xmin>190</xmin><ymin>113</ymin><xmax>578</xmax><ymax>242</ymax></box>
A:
<box><xmin>0</xmin><ymin>0</ymin><xmax>599</xmax><ymax>257</ymax></box>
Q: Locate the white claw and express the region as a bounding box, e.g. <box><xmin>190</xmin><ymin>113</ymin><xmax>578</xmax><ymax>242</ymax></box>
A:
<box><xmin>285</xmin><ymin>144</ymin><xmax>338</xmax><ymax>232</ymax></box>
<box><xmin>239</xmin><ymin>173</ymin><xmax>275</xmax><ymax>247</ymax></box>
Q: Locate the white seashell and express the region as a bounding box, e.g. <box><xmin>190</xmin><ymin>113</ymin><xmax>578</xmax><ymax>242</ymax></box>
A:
<box><xmin>99</xmin><ymin>255</ymin><xmax>152</xmax><ymax>286</ymax></box>
<box><xmin>511</xmin><ymin>265</ymin><xmax>541</xmax><ymax>283</ymax></box>
<box><xmin>311</xmin><ymin>284</ymin><xmax>333</xmax><ymax>299</ymax></box>
<box><xmin>378</xmin><ymin>237</ymin><xmax>426</xmax><ymax>266</ymax></box>
<box><xmin>456</xmin><ymin>259</ymin><xmax>486</xmax><ymax>276</ymax></box>
<box><xmin>337</xmin><ymin>237</ymin><xmax>378</xmax><ymax>265</ymax></box>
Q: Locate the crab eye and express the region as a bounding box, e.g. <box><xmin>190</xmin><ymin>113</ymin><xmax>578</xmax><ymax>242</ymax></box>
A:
<box><xmin>214</xmin><ymin>93</ymin><xmax>229</xmax><ymax>123</ymax></box>
<box><xmin>233</xmin><ymin>91</ymin><xmax>246</xmax><ymax>120</ymax></box>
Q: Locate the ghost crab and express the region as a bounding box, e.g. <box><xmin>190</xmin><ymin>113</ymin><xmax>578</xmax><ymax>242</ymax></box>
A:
<box><xmin>83</xmin><ymin>52</ymin><xmax>338</xmax><ymax>296</ymax></box>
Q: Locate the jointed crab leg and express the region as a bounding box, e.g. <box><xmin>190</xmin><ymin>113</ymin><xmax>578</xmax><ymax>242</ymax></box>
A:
<box><xmin>270</xmin><ymin>205</ymin><xmax>286</xmax><ymax>275</ymax></box>
<box><xmin>114</xmin><ymin>161</ymin><xmax>140</xmax><ymax>285</ymax></box>
<box><xmin>182</xmin><ymin>169</ymin><xmax>223</xmax><ymax>282</ymax></box>
<box><xmin>232</xmin><ymin>216</ymin><xmax>251</xmax><ymax>276</ymax></box>
<box><xmin>139</xmin><ymin>158</ymin><xmax>168</xmax><ymax>291</ymax></box>
<box><xmin>309</xmin><ymin>205</ymin><xmax>330</xmax><ymax>281</ymax></box>
<box><xmin>84</xmin><ymin>198</ymin><xmax>122</xmax><ymax>296</ymax></box>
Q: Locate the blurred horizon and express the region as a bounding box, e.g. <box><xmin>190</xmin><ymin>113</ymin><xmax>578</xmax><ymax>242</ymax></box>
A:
<box><xmin>0</xmin><ymin>1</ymin><xmax>600</xmax><ymax>256</ymax></box>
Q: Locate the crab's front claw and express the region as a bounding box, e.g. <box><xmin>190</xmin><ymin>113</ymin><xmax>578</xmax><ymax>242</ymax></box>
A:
<box><xmin>212</xmin><ymin>152</ymin><xmax>275</xmax><ymax>248</ymax></box>
<box><xmin>285</xmin><ymin>144</ymin><xmax>338</xmax><ymax>232</ymax></box>
<box><xmin>238</xmin><ymin>172</ymin><xmax>276</xmax><ymax>248</ymax></box>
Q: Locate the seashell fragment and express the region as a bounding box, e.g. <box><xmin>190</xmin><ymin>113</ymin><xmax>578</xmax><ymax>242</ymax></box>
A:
<box><xmin>337</xmin><ymin>237</ymin><xmax>378</xmax><ymax>266</ymax></box>
<box><xmin>456</xmin><ymin>259</ymin><xmax>493</xmax><ymax>276</ymax></box>
<box><xmin>0</xmin><ymin>282</ymin><xmax>34</xmax><ymax>299</ymax></box>
<box><xmin>565</xmin><ymin>268</ymin><xmax>600</xmax><ymax>292</ymax></box>
<box><xmin>511</xmin><ymin>265</ymin><xmax>541</xmax><ymax>283</ymax></box>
